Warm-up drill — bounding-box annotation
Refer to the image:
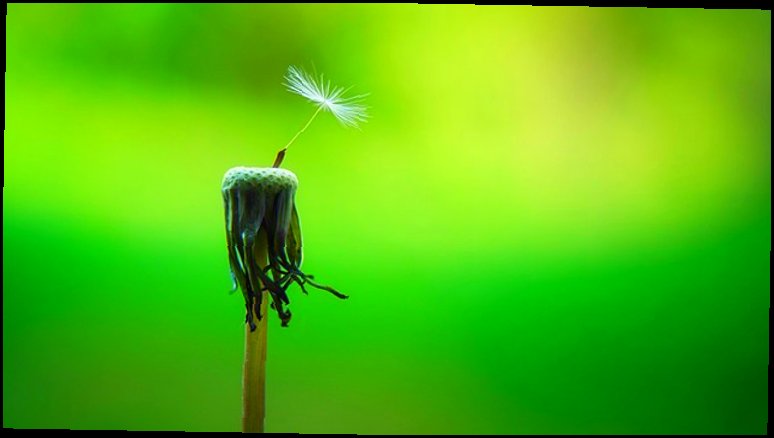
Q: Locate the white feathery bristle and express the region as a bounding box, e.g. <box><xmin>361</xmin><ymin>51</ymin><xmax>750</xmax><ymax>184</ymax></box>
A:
<box><xmin>284</xmin><ymin>65</ymin><xmax>369</xmax><ymax>128</ymax></box>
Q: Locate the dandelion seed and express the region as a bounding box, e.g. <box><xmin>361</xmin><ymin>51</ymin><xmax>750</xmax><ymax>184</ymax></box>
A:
<box><xmin>285</xmin><ymin>65</ymin><xmax>369</xmax><ymax>127</ymax></box>
<box><xmin>273</xmin><ymin>65</ymin><xmax>369</xmax><ymax>167</ymax></box>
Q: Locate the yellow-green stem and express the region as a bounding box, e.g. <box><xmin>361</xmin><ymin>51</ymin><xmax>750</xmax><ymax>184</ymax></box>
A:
<box><xmin>242</xmin><ymin>232</ymin><xmax>270</xmax><ymax>433</ymax></box>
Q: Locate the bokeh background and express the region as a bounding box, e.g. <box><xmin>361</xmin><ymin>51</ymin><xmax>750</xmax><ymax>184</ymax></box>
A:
<box><xmin>4</xmin><ymin>4</ymin><xmax>770</xmax><ymax>434</ymax></box>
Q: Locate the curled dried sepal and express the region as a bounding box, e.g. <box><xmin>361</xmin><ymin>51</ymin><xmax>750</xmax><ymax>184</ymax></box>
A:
<box><xmin>222</xmin><ymin>167</ymin><xmax>347</xmax><ymax>330</ymax></box>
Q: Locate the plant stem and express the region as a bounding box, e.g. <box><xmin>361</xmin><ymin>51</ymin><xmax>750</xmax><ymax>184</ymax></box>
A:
<box><xmin>273</xmin><ymin>105</ymin><xmax>324</xmax><ymax>168</ymax></box>
<box><xmin>242</xmin><ymin>231</ymin><xmax>270</xmax><ymax>433</ymax></box>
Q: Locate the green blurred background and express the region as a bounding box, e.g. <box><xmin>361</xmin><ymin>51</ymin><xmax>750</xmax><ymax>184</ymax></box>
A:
<box><xmin>4</xmin><ymin>4</ymin><xmax>770</xmax><ymax>434</ymax></box>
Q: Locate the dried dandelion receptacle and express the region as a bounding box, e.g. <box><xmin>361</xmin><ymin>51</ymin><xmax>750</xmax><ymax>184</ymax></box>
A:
<box><xmin>222</xmin><ymin>166</ymin><xmax>347</xmax><ymax>330</ymax></box>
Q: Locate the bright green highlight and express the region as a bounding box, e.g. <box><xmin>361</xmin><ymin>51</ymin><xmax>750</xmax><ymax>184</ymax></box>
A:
<box><xmin>4</xmin><ymin>4</ymin><xmax>770</xmax><ymax>434</ymax></box>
